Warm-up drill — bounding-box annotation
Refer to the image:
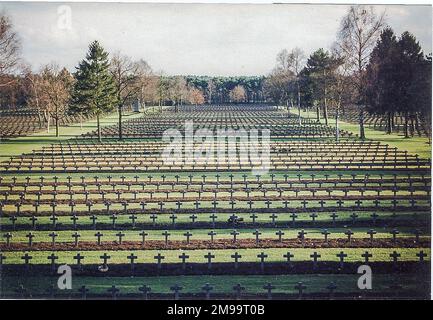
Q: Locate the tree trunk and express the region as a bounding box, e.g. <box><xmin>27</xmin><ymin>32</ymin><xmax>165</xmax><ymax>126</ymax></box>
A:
<box><xmin>410</xmin><ymin>116</ymin><xmax>415</xmax><ymax>137</ymax></box>
<box><xmin>323</xmin><ymin>103</ymin><xmax>328</xmax><ymax>126</ymax></box>
<box><xmin>97</xmin><ymin>113</ymin><xmax>102</xmax><ymax>143</ymax></box>
<box><xmin>297</xmin><ymin>82</ymin><xmax>301</xmax><ymax>126</ymax></box>
<box><xmin>386</xmin><ymin>112</ymin><xmax>392</xmax><ymax>134</ymax></box>
<box><xmin>404</xmin><ymin>112</ymin><xmax>409</xmax><ymax>138</ymax></box>
<box><xmin>359</xmin><ymin>107</ymin><xmax>365</xmax><ymax>140</ymax></box>
<box><xmin>55</xmin><ymin>105</ymin><xmax>59</xmax><ymax>137</ymax></box>
<box><xmin>323</xmin><ymin>83</ymin><xmax>328</xmax><ymax>126</ymax></box>
<box><xmin>47</xmin><ymin>113</ymin><xmax>50</xmax><ymax>133</ymax></box>
<box><xmin>55</xmin><ymin>117</ymin><xmax>59</xmax><ymax>137</ymax></box>
<box><xmin>118</xmin><ymin>104</ymin><xmax>123</xmax><ymax>140</ymax></box>
<box><xmin>335</xmin><ymin>106</ymin><xmax>339</xmax><ymax>142</ymax></box>
<box><xmin>316</xmin><ymin>105</ymin><xmax>320</xmax><ymax>122</ymax></box>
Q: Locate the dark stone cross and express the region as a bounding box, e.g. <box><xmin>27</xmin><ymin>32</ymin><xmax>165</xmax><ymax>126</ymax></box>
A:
<box><xmin>229</xmin><ymin>213</ymin><xmax>238</xmax><ymax>225</ymax></box>
<box><xmin>100</xmin><ymin>253</ymin><xmax>111</xmax><ymax>267</ymax></box>
<box><xmin>47</xmin><ymin>253</ymin><xmax>58</xmax><ymax>272</ymax></box>
<box><xmin>247</xmin><ymin>200</ymin><xmax>254</xmax><ymax>210</ymax></box>
<box><xmin>154</xmin><ymin>253</ymin><xmax>165</xmax><ymax>269</ymax></box>
<box><xmin>170</xmin><ymin>214</ymin><xmax>177</xmax><ymax>226</ymax></box>
<box><xmin>295</xmin><ymin>282</ymin><xmax>306</xmax><ymax>299</ymax></box>
<box><xmin>253</xmin><ymin>229</ymin><xmax>262</xmax><ymax>244</ymax></box>
<box><xmin>390</xmin><ymin>251</ymin><xmax>401</xmax><ymax>266</ymax></box>
<box><xmin>309</xmin><ymin>212</ymin><xmax>318</xmax><ymax>226</ymax></box>
<box><xmin>170</xmin><ymin>284</ymin><xmax>183</xmax><ymax>300</ymax></box>
<box><xmin>344</xmin><ymin>229</ymin><xmax>354</xmax><ymax>243</ymax></box>
<box><xmin>139</xmin><ymin>231</ymin><xmax>148</xmax><ymax>245</ymax></box>
<box><xmin>162</xmin><ymin>230</ymin><xmax>171</xmax><ymax>245</ymax></box>
<box><xmin>298</xmin><ymin>229</ymin><xmax>307</xmax><ymax>247</ymax></box>
<box><xmin>230</xmin><ymin>229</ymin><xmax>240</xmax><ymax>243</ymax></box>
<box><xmin>127</xmin><ymin>253</ymin><xmax>138</xmax><ymax>271</ymax></box>
<box><xmin>72</xmin><ymin>232</ymin><xmax>81</xmax><ymax>247</ymax></box>
<box><xmin>50</xmin><ymin>214</ymin><xmax>58</xmax><ymax>229</ymax></box>
<box><xmin>276</xmin><ymin>230</ymin><xmax>284</xmax><ymax>242</ymax></box>
<box><xmin>231</xmin><ymin>252</ymin><xmax>242</xmax><ymax>269</ymax></box>
<box><xmin>138</xmin><ymin>285</ymin><xmax>151</xmax><ymax>300</ymax></box>
<box><xmin>3</xmin><ymin>232</ymin><xmax>12</xmax><ymax>247</ymax></box>
<box><xmin>30</xmin><ymin>216</ymin><xmax>38</xmax><ymax>230</ymax></box>
<box><xmin>73</xmin><ymin>253</ymin><xmax>84</xmax><ymax>269</ymax></box>
<box><xmin>310</xmin><ymin>251</ymin><xmax>321</xmax><ymax>268</ymax></box>
<box><xmin>290</xmin><ymin>213</ymin><xmax>298</xmax><ymax>227</ymax></box>
<box><xmin>390</xmin><ymin>229</ymin><xmax>400</xmax><ymax>243</ymax></box>
<box><xmin>179</xmin><ymin>252</ymin><xmax>190</xmax><ymax>270</ymax></box>
<box><xmin>95</xmin><ymin>232</ymin><xmax>103</xmax><ymax>245</ymax></box>
<box><xmin>263</xmin><ymin>282</ymin><xmax>275</xmax><ymax>300</ymax></box>
<box><xmin>416</xmin><ymin>250</ymin><xmax>427</xmax><ymax>262</ymax></box>
<box><xmin>209</xmin><ymin>213</ymin><xmax>217</xmax><ymax>227</ymax></box>
<box><xmin>116</xmin><ymin>231</ymin><xmax>125</xmax><ymax>245</ymax></box>
<box><xmin>189</xmin><ymin>214</ymin><xmax>197</xmax><ymax>224</ymax></box>
<box><xmin>79</xmin><ymin>285</ymin><xmax>89</xmax><ymax>299</ymax></box>
<box><xmin>361</xmin><ymin>251</ymin><xmax>372</xmax><ymax>263</ymax></box>
<box><xmin>204</xmin><ymin>252</ymin><xmax>215</xmax><ymax>269</ymax></box>
<box><xmin>150</xmin><ymin>214</ymin><xmax>158</xmax><ymax>226</ymax></box>
<box><xmin>330</xmin><ymin>212</ymin><xmax>338</xmax><ymax>226</ymax></box>
<box><xmin>26</xmin><ymin>232</ymin><xmax>34</xmax><ymax>247</ymax></box>
<box><xmin>70</xmin><ymin>214</ymin><xmax>78</xmax><ymax>229</ymax></box>
<box><xmin>21</xmin><ymin>253</ymin><xmax>32</xmax><ymax>269</ymax></box>
<box><xmin>250</xmin><ymin>213</ymin><xmax>258</xmax><ymax>224</ymax></box>
<box><xmin>350</xmin><ymin>212</ymin><xmax>358</xmax><ymax>225</ymax></box>
<box><xmin>90</xmin><ymin>215</ymin><xmax>97</xmax><ymax>229</ymax></box>
<box><xmin>257</xmin><ymin>252</ymin><xmax>268</xmax><ymax>271</ymax></box>
<box><xmin>208</xmin><ymin>230</ymin><xmax>216</xmax><ymax>242</ymax></box>
<box><xmin>269</xmin><ymin>213</ymin><xmax>278</xmax><ymax>225</ymax></box>
<box><xmin>107</xmin><ymin>285</ymin><xmax>120</xmax><ymax>300</ymax></box>
<box><xmin>336</xmin><ymin>251</ymin><xmax>347</xmax><ymax>268</ymax></box>
<box><xmin>110</xmin><ymin>213</ymin><xmax>117</xmax><ymax>228</ymax></box>
<box><xmin>283</xmin><ymin>252</ymin><xmax>294</xmax><ymax>266</ymax></box>
<box><xmin>202</xmin><ymin>283</ymin><xmax>213</xmax><ymax>300</ymax></box>
<box><xmin>367</xmin><ymin>229</ymin><xmax>377</xmax><ymax>245</ymax></box>
<box><xmin>129</xmin><ymin>214</ymin><xmax>137</xmax><ymax>228</ymax></box>
<box><xmin>321</xmin><ymin>229</ymin><xmax>330</xmax><ymax>244</ymax></box>
<box><xmin>183</xmin><ymin>231</ymin><xmax>193</xmax><ymax>244</ymax></box>
<box><xmin>233</xmin><ymin>283</ymin><xmax>245</xmax><ymax>300</ymax></box>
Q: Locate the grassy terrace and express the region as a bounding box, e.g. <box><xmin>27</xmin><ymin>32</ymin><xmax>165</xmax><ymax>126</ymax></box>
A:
<box><xmin>0</xmin><ymin>110</ymin><xmax>150</xmax><ymax>158</ymax></box>
<box><xmin>0</xmin><ymin>227</ymin><xmax>428</xmax><ymax>243</ymax></box>
<box><xmin>1</xmin><ymin>274</ymin><xmax>427</xmax><ymax>296</ymax></box>
<box><xmin>0</xmin><ymin>211</ymin><xmax>429</xmax><ymax>227</ymax></box>
<box><xmin>1</xmin><ymin>248</ymin><xmax>429</xmax><ymax>264</ymax></box>
<box><xmin>1</xmin><ymin>105</ymin><xmax>430</xmax><ymax>299</ymax></box>
<box><xmin>289</xmin><ymin>108</ymin><xmax>432</xmax><ymax>159</ymax></box>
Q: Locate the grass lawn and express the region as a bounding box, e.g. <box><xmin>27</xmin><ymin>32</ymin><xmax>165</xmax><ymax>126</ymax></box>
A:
<box><xmin>1</xmin><ymin>227</ymin><xmax>428</xmax><ymax>243</ymax></box>
<box><xmin>290</xmin><ymin>109</ymin><xmax>431</xmax><ymax>159</ymax></box>
<box><xmin>1</xmin><ymin>273</ymin><xmax>427</xmax><ymax>296</ymax></box>
<box><xmin>0</xmin><ymin>110</ymin><xmax>156</xmax><ymax>158</ymax></box>
<box><xmin>1</xmin><ymin>247</ymin><xmax>429</xmax><ymax>264</ymax></box>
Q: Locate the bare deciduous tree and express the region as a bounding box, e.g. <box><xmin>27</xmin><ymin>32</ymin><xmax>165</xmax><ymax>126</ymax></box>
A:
<box><xmin>111</xmin><ymin>53</ymin><xmax>142</xmax><ymax>139</ymax></box>
<box><xmin>336</xmin><ymin>5</ymin><xmax>385</xmax><ymax>139</ymax></box>
<box><xmin>0</xmin><ymin>12</ymin><xmax>21</xmax><ymax>87</ymax></box>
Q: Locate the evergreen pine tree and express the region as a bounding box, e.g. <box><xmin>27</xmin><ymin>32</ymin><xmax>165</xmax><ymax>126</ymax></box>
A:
<box><xmin>71</xmin><ymin>40</ymin><xmax>117</xmax><ymax>142</ymax></box>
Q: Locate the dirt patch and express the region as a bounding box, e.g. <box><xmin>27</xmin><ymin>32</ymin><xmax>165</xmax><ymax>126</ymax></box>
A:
<box><xmin>1</xmin><ymin>237</ymin><xmax>428</xmax><ymax>251</ymax></box>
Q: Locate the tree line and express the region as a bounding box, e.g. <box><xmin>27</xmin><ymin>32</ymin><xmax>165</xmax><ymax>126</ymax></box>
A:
<box><xmin>1</xmin><ymin>6</ymin><xmax>431</xmax><ymax>142</ymax></box>
<box><xmin>0</xmin><ymin>10</ymin><xmax>266</xmax><ymax>141</ymax></box>
<box><xmin>263</xmin><ymin>5</ymin><xmax>431</xmax><ymax>141</ymax></box>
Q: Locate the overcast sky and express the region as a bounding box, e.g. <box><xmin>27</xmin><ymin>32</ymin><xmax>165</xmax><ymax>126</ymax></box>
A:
<box><xmin>1</xmin><ymin>2</ymin><xmax>431</xmax><ymax>76</ymax></box>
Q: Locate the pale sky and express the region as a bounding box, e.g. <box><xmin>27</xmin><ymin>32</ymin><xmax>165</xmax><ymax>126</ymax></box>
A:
<box><xmin>1</xmin><ymin>2</ymin><xmax>431</xmax><ymax>76</ymax></box>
